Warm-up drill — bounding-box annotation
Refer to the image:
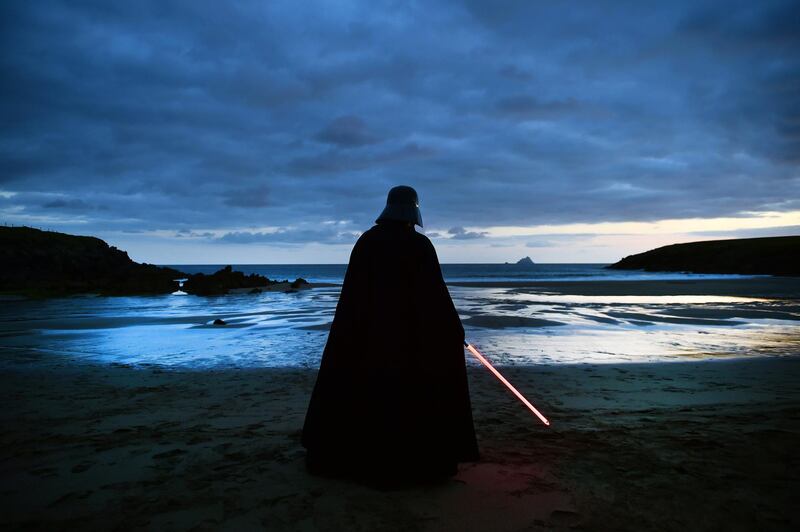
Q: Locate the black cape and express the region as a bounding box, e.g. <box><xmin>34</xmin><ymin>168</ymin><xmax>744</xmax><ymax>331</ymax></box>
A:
<box><xmin>301</xmin><ymin>221</ymin><xmax>479</xmax><ymax>479</ymax></box>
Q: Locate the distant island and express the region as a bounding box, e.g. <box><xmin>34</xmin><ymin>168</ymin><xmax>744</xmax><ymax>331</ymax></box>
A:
<box><xmin>504</xmin><ymin>256</ymin><xmax>535</xmax><ymax>266</ymax></box>
<box><xmin>607</xmin><ymin>236</ymin><xmax>799</xmax><ymax>276</ymax></box>
<box><xmin>0</xmin><ymin>226</ymin><xmax>308</xmax><ymax>296</ymax></box>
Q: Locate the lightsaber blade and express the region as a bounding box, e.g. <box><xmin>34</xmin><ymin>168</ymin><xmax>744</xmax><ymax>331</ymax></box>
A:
<box><xmin>465</xmin><ymin>341</ymin><xmax>550</xmax><ymax>426</ymax></box>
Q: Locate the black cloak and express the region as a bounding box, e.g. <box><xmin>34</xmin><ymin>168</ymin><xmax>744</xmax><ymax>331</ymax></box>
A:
<box><xmin>301</xmin><ymin>221</ymin><xmax>479</xmax><ymax>480</ymax></box>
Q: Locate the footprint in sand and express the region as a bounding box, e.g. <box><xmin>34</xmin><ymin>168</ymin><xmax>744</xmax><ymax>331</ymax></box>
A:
<box><xmin>213</xmin><ymin>443</ymin><xmax>232</xmax><ymax>453</ymax></box>
<box><xmin>47</xmin><ymin>490</ymin><xmax>94</xmax><ymax>508</ymax></box>
<box><xmin>30</xmin><ymin>467</ymin><xmax>58</xmax><ymax>478</ymax></box>
<box><xmin>71</xmin><ymin>461</ymin><xmax>94</xmax><ymax>473</ymax></box>
<box><xmin>548</xmin><ymin>509</ymin><xmax>582</xmax><ymax>527</ymax></box>
<box><xmin>152</xmin><ymin>449</ymin><xmax>187</xmax><ymax>460</ymax></box>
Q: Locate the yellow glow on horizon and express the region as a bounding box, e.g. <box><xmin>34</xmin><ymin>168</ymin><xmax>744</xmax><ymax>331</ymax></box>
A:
<box><xmin>464</xmin><ymin>210</ymin><xmax>800</xmax><ymax>238</ymax></box>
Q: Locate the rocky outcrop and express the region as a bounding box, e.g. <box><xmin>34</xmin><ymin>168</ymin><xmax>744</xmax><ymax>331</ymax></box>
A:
<box><xmin>0</xmin><ymin>226</ymin><xmax>183</xmax><ymax>295</ymax></box>
<box><xmin>504</xmin><ymin>256</ymin><xmax>535</xmax><ymax>266</ymax></box>
<box><xmin>181</xmin><ymin>265</ymin><xmax>275</xmax><ymax>296</ymax></box>
<box><xmin>0</xmin><ymin>227</ymin><xmax>312</xmax><ymax>297</ymax></box>
<box><xmin>290</xmin><ymin>278</ymin><xmax>309</xmax><ymax>289</ymax></box>
<box><xmin>607</xmin><ymin>236</ymin><xmax>799</xmax><ymax>276</ymax></box>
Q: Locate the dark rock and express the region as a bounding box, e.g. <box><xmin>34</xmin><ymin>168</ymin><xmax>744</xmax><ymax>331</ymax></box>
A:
<box><xmin>0</xmin><ymin>226</ymin><xmax>305</xmax><ymax>298</ymax></box>
<box><xmin>213</xmin><ymin>319</ymin><xmax>226</xmax><ymax>326</ymax></box>
<box><xmin>607</xmin><ymin>236</ymin><xmax>800</xmax><ymax>276</ymax></box>
<box><xmin>504</xmin><ymin>256</ymin><xmax>535</xmax><ymax>266</ymax></box>
<box><xmin>182</xmin><ymin>265</ymin><xmax>274</xmax><ymax>295</ymax></box>
<box><xmin>290</xmin><ymin>278</ymin><xmax>309</xmax><ymax>289</ymax></box>
<box><xmin>0</xmin><ymin>226</ymin><xmax>183</xmax><ymax>296</ymax></box>
<box><xmin>248</xmin><ymin>288</ymin><xmax>262</xmax><ymax>294</ymax></box>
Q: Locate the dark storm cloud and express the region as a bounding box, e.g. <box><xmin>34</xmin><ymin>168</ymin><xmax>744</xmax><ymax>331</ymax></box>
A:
<box><xmin>448</xmin><ymin>226</ymin><xmax>488</xmax><ymax>240</ymax></box>
<box><xmin>42</xmin><ymin>198</ymin><xmax>94</xmax><ymax>210</ymax></box>
<box><xmin>494</xmin><ymin>96</ymin><xmax>581</xmax><ymax>120</ymax></box>
<box><xmin>176</xmin><ymin>228</ymin><xmax>214</xmax><ymax>238</ymax></box>
<box><xmin>315</xmin><ymin>116</ymin><xmax>380</xmax><ymax>148</ymax></box>
<box><xmin>1</xmin><ymin>0</ymin><xmax>798</xmax><ymax>244</ymax></box>
<box><xmin>218</xmin><ymin>227</ymin><xmax>360</xmax><ymax>245</ymax></box>
<box><xmin>223</xmin><ymin>186</ymin><xmax>270</xmax><ymax>208</ymax></box>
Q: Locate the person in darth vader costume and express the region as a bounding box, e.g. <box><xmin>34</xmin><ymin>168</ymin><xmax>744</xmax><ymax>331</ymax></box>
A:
<box><xmin>302</xmin><ymin>186</ymin><xmax>479</xmax><ymax>483</ymax></box>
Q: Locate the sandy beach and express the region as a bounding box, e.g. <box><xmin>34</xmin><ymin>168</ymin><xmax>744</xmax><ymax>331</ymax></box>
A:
<box><xmin>2</xmin><ymin>350</ymin><xmax>798</xmax><ymax>531</ymax></box>
<box><xmin>5</xmin><ymin>0</ymin><xmax>798</xmax><ymax>529</ymax></box>
<box><xmin>2</xmin><ymin>277</ymin><xmax>799</xmax><ymax>530</ymax></box>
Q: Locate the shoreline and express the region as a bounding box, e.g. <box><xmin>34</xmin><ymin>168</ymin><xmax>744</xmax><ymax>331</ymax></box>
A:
<box><xmin>3</xmin><ymin>352</ymin><xmax>798</xmax><ymax>530</ymax></box>
<box><xmin>226</xmin><ymin>281</ymin><xmax>338</xmax><ymax>294</ymax></box>
<box><xmin>0</xmin><ymin>282</ymin><xmax>340</xmax><ymax>300</ymax></box>
<box><xmin>449</xmin><ymin>276</ymin><xmax>800</xmax><ymax>298</ymax></box>
<box><xmin>5</xmin><ymin>277</ymin><xmax>800</xmax><ymax>300</ymax></box>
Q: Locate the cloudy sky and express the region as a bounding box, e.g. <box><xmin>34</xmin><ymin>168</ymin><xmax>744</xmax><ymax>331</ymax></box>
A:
<box><xmin>2</xmin><ymin>0</ymin><xmax>798</xmax><ymax>264</ymax></box>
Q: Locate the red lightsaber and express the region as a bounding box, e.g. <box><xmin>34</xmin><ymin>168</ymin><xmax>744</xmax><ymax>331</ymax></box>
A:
<box><xmin>465</xmin><ymin>341</ymin><xmax>550</xmax><ymax>426</ymax></box>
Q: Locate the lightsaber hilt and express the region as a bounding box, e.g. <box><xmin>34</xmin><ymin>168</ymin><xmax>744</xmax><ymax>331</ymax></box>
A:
<box><xmin>464</xmin><ymin>341</ymin><xmax>550</xmax><ymax>426</ymax></box>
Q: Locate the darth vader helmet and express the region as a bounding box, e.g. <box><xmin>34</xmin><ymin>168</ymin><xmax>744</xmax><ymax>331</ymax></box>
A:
<box><xmin>375</xmin><ymin>185</ymin><xmax>423</xmax><ymax>227</ymax></box>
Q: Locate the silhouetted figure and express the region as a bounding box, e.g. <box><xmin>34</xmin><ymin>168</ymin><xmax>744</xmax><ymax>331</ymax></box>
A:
<box><xmin>302</xmin><ymin>186</ymin><xmax>479</xmax><ymax>484</ymax></box>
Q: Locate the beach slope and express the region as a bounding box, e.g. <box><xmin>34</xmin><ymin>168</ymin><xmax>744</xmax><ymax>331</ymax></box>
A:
<box><xmin>2</xmin><ymin>353</ymin><xmax>798</xmax><ymax>531</ymax></box>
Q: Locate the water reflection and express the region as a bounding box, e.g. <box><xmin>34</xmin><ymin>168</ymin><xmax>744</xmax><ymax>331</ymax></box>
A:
<box><xmin>0</xmin><ymin>285</ymin><xmax>797</xmax><ymax>369</ymax></box>
<box><xmin>512</xmin><ymin>294</ymin><xmax>768</xmax><ymax>304</ymax></box>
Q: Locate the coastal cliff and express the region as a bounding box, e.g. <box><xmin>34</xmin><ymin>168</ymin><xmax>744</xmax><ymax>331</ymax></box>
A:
<box><xmin>0</xmin><ymin>227</ymin><xmax>304</xmax><ymax>296</ymax></box>
<box><xmin>0</xmin><ymin>226</ymin><xmax>185</xmax><ymax>295</ymax></box>
<box><xmin>607</xmin><ymin>236</ymin><xmax>799</xmax><ymax>276</ymax></box>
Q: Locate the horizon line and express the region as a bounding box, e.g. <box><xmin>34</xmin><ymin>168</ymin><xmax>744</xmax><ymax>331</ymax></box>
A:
<box><xmin>157</xmin><ymin>261</ymin><xmax>614</xmax><ymax>266</ymax></box>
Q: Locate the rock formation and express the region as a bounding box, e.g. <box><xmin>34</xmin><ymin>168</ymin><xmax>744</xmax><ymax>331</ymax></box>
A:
<box><xmin>0</xmin><ymin>227</ymin><xmax>311</xmax><ymax>296</ymax></box>
<box><xmin>0</xmin><ymin>226</ymin><xmax>183</xmax><ymax>296</ymax></box>
<box><xmin>607</xmin><ymin>236</ymin><xmax>799</xmax><ymax>276</ymax></box>
<box><xmin>504</xmin><ymin>256</ymin><xmax>535</xmax><ymax>266</ymax></box>
<box><xmin>181</xmin><ymin>265</ymin><xmax>275</xmax><ymax>296</ymax></box>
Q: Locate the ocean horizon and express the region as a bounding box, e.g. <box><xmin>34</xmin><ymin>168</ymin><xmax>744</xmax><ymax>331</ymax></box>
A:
<box><xmin>162</xmin><ymin>263</ymin><xmax>764</xmax><ymax>285</ymax></box>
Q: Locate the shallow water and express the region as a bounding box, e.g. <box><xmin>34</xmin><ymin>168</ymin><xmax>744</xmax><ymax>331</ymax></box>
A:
<box><xmin>1</xmin><ymin>284</ymin><xmax>798</xmax><ymax>369</ymax></box>
<box><xmin>168</xmin><ymin>262</ymin><xmax>765</xmax><ymax>284</ymax></box>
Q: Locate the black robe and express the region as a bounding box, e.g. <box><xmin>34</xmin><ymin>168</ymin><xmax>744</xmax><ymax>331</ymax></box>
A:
<box><xmin>301</xmin><ymin>221</ymin><xmax>479</xmax><ymax>480</ymax></box>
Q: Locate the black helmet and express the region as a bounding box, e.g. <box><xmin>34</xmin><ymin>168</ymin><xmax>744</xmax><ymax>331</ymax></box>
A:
<box><xmin>375</xmin><ymin>185</ymin><xmax>423</xmax><ymax>227</ymax></box>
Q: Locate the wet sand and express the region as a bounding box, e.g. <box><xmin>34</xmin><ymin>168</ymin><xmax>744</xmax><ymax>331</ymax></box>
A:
<box><xmin>2</xmin><ymin>352</ymin><xmax>798</xmax><ymax>531</ymax></box>
<box><xmin>450</xmin><ymin>277</ymin><xmax>800</xmax><ymax>298</ymax></box>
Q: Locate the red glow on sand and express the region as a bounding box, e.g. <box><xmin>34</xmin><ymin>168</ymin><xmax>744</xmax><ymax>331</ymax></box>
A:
<box><xmin>465</xmin><ymin>342</ymin><xmax>550</xmax><ymax>427</ymax></box>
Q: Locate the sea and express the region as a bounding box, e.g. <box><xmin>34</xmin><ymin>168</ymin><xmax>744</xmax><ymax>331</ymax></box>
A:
<box><xmin>168</xmin><ymin>263</ymin><xmax>758</xmax><ymax>284</ymax></box>
<box><xmin>1</xmin><ymin>264</ymin><xmax>798</xmax><ymax>370</ymax></box>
